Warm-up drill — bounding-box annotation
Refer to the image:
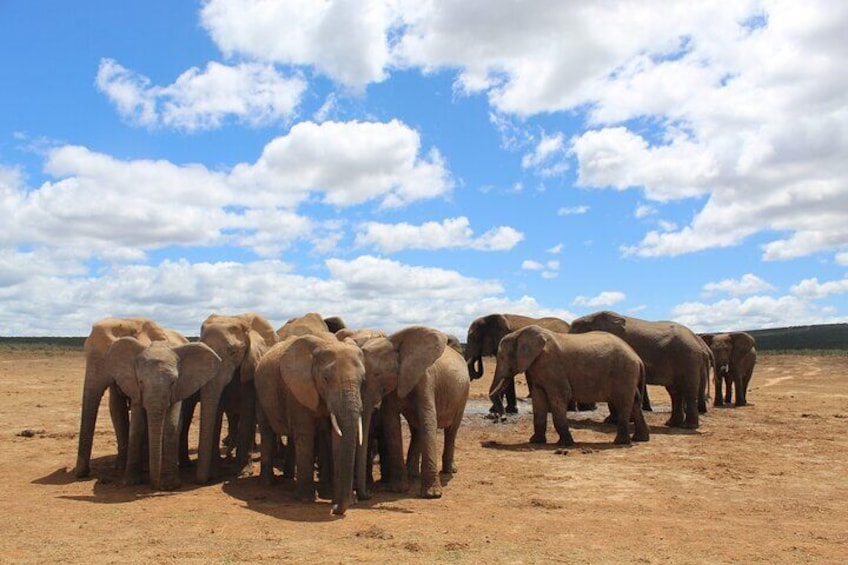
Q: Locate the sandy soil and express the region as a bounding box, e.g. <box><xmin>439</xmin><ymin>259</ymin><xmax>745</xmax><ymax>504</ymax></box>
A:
<box><xmin>1</xmin><ymin>347</ymin><xmax>847</xmax><ymax>564</ymax></box>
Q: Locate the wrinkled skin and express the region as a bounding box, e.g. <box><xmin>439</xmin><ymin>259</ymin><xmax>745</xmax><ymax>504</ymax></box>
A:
<box><xmin>490</xmin><ymin>326</ymin><xmax>649</xmax><ymax>446</ymax></box>
<box><xmin>255</xmin><ymin>334</ymin><xmax>365</xmax><ymax>516</ymax></box>
<box><xmin>465</xmin><ymin>314</ymin><xmax>572</xmax><ymax>414</ymax></box>
<box><xmin>701</xmin><ymin>332</ymin><xmax>757</xmax><ymax>406</ymax></box>
<box><xmin>106</xmin><ymin>339</ymin><xmax>221</xmax><ymax>490</ymax></box>
<box><xmin>190</xmin><ymin>313</ymin><xmax>277</xmax><ymax>483</ymax></box>
<box><xmin>74</xmin><ymin>317</ymin><xmax>187</xmax><ymax>479</ymax></box>
<box><xmin>369</xmin><ymin>326</ymin><xmax>470</xmax><ymax>499</ymax></box>
<box><xmin>570</xmin><ymin>311</ymin><xmax>709</xmax><ymax>429</ymax></box>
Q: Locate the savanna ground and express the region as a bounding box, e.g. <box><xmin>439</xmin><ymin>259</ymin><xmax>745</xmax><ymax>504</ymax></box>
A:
<box><xmin>1</xmin><ymin>347</ymin><xmax>847</xmax><ymax>564</ymax></box>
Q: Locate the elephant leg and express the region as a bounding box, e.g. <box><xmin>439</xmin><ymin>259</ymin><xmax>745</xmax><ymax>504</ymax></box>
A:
<box><xmin>123</xmin><ymin>402</ymin><xmax>146</xmax><ymax>486</ymax></box>
<box><xmin>441</xmin><ymin>409</ymin><xmax>464</xmax><ymax>475</ymax></box>
<box><xmin>235</xmin><ymin>382</ymin><xmax>256</xmax><ymax>475</ymax></box>
<box><xmin>724</xmin><ymin>373</ymin><xmax>733</xmax><ymax>405</ymax></box>
<box><xmin>734</xmin><ymin>370</ymin><xmax>747</xmax><ymax>406</ymax></box>
<box><xmin>292</xmin><ymin>413</ymin><xmax>317</xmax><ymax>503</ymax></box>
<box><xmin>179</xmin><ymin>393</ymin><xmax>198</xmax><ymax>468</ymax></box>
<box><xmin>631</xmin><ymin>392</ymin><xmax>650</xmax><ymax>442</ymax></box>
<box><xmin>196</xmin><ymin>376</ymin><xmax>226</xmax><ymax>484</ymax></box>
<box><xmin>406</xmin><ymin>426</ymin><xmax>422</xmax><ymax>479</ymax></box>
<box><xmin>108</xmin><ymin>384</ymin><xmax>130</xmax><ymax>470</ymax></box>
<box><xmin>713</xmin><ymin>373</ymin><xmax>724</xmax><ymax>406</ymax></box>
<box><xmin>550</xmin><ymin>394</ymin><xmax>575</xmax><ymax>447</ymax></box>
<box><xmin>316</xmin><ymin>428</ymin><xmax>334</xmax><ymax>500</ymax></box>
<box><xmin>603</xmin><ymin>401</ymin><xmax>618</xmax><ymax>425</ymax></box>
<box><xmin>159</xmin><ymin>402</ymin><xmax>183</xmax><ymax>491</ymax></box>
<box><xmin>642</xmin><ymin>385</ymin><xmax>653</xmax><ymax>411</ymax></box>
<box><xmin>529</xmin><ymin>384</ymin><xmax>549</xmax><ymax>444</ymax></box>
<box><xmin>379</xmin><ymin>394</ymin><xmax>407</xmax><ymax>493</ymax></box>
<box><xmin>256</xmin><ymin>401</ymin><xmax>276</xmax><ymax>487</ymax></box>
<box><xmin>504</xmin><ymin>379</ymin><xmax>518</xmax><ymax>414</ymax></box>
<box><xmin>75</xmin><ymin>379</ymin><xmax>109</xmax><ymax>478</ymax></box>
<box><xmin>612</xmin><ymin>396</ymin><xmax>633</xmax><ymax>445</ymax></box>
<box><xmin>355</xmin><ymin>409</ymin><xmax>374</xmax><ymax>501</ymax></box>
<box><xmin>665</xmin><ymin>386</ymin><xmax>685</xmax><ymax>428</ymax></box>
<box><xmin>682</xmin><ymin>379</ymin><xmax>700</xmax><ymax>429</ymax></box>
<box><xmin>415</xmin><ymin>386</ymin><xmax>442</xmax><ymax>499</ymax></box>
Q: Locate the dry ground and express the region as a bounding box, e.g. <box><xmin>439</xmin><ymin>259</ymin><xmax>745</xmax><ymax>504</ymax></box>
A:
<box><xmin>1</xmin><ymin>348</ymin><xmax>847</xmax><ymax>564</ymax></box>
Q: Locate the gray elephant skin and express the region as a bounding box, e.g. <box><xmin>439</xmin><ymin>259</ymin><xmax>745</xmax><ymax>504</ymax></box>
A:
<box><xmin>700</xmin><ymin>332</ymin><xmax>757</xmax><ymax>406</ymax></box>
<box><xmin>106</xmin><ymin>338</ymin><xmax>221</xmax><ymax>490</ymax></box>
<box><xmin>490</xmin><ymin>326</ymin><xmax>649</xmax><ymax>445</ymax></box>
<box><xmin>465</xmin><ymin>313</ymin><xmax>571</xmax><ymax>413</ymax></box>
<box><xmin>74</xmin><ymin>317</ymin><xmax>188</xmax><ymax>479</ymax></box>
<box><xmin>570</xmin><ymin>311</ymin><xmax>710</xmax><ymax>429</ymax></box>
<box><xmin>190</xmin><ymin>313</ymin><xmax>278</xmax><ymax>483</ymax></box>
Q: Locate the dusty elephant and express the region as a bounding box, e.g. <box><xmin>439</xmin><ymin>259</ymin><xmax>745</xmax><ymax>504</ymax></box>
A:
<box><xmin>105</xmin><ymin>338</ymin><xmax>221</xmax><ymax>490</ymax></box>
<box><xmin>367</xmin><ymin>326</ymin><xmax>470</xmax><ymax>499</ymax></box>
<box><xmin>700</xmin><ymin>332</ymin><xmax>757</xmax><ymax>406</ymax></box>
<box><xmin>188</xmin><ymin>312</ymin><xmax>278</xmax><ymax>483</ymax></box>
<box><xmin>74</xmin><ymin>317</ymin><xmax>187</xmax><ymax>478</ymax></box>
<box><xmin>570</xmin><ymin>311</ymin><xmax>710</xmax><ymax>429</ymax></box>
<box><xmin>490</xmin><ymin>326</ymin><xmax>649</xmax><ymax>445</ymax></box>
<box><xmin>465</xmin><ymin>313</ymin><xmax>572</xmax><ymax>414</ymax></box>
<box><xmin>255</xmin><ymin>334</ymin><xmax>366</xmax><ymax>515</ymax></box>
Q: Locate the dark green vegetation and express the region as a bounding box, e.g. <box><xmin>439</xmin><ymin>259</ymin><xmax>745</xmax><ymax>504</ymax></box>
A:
<box><xmin>0</xmin><ymin>323</ymin><xmax>846</xmax><ymax>351</ymax></box>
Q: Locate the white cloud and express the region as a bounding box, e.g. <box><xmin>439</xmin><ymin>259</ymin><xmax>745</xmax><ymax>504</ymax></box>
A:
<box><xmin>790</xmin><ymin>276</ymin><xmax>848</xmax><ymax>299</ymax></box>
<box><xmin>703</xmin><ymin>274</ymin><xmax>776</xmax><ymax>296</ymax></box>
<box><xmin>354</xmin><ymin>216</ymin><xmax>523</xmax><ymax>253</ymax></box>
<box><xmin>96</xmin><ymin>59</ymin><xmax>306</xmax><ymax>131</ymax></box>
<box><xmin>547</xmin><ymin>244</ymin><xmax>563</xmax><ymax>254</ymax></box>
<box><xmin>672</xmin><ymin>294</ymin><xmax>848</xmax><ymax>333</ymax></box>
<box><xmin>558</xmin><ymin>206</ymin><xmax>590</xmax><ymax>216</ymax></box>
<box><xmin>521</xmin><ymin>260</ymin><xmax>543</xmax><ymax>271</ymax></box>
<box><xmin>836</xmin><ymin>252</ymin><xmax>848</xmax><ymax>266</ymax></box>
<box><xmin>635</xmin><ymin>204</ymin><xmax>657</xmax><ymax>219</ymax></box>
<box><xmin>521</xmin><ymin>132</ymin><xmax>568</xmax><ymax>176</ymax></box>
<box><xmin>572</xmin><ymin>291</ymin><xmax>626</xmax><ymax>308</ymax></box>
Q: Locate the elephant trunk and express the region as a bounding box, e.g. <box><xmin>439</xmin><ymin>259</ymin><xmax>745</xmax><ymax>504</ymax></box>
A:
<box><xmin>147</xmin><ymin>407</ymin><xmax>166</xmax><ymax>490</ymax></box>
<box><xmin>488</xmin><ymin>369</ymin><xmax>511</xmax><ymax>415</ymax></box>
<box><xmin>354</xmin><ymin>408</ymin><xmax>374</xmax><ymax>500</ymax></box>
<box><xmin>75</xmin><ymin>356</ymin><xmax>107</xmax><ymax>478</ymax></box>
<box><xmin>331</xmin><ymin>411</ymin><xmax>360</xmax><ymax>516</ymax></box>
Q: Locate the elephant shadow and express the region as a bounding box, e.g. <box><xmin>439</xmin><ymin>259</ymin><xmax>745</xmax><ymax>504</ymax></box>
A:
<box><xmin>34</xmin><ymin>454</ymin><xmax>209</xmax><ymax>504</ymax></box>
<box><xmin>221</xmin><ymin>474</ymin><xmax>419</xmax><ymax>521</ymax></box>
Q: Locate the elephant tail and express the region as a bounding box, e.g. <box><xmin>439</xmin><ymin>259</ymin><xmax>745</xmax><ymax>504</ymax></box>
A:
<box><xmin>637</xmin><ymin>360</ymin><xmax>647</xmax><ymax>409</ymax></box>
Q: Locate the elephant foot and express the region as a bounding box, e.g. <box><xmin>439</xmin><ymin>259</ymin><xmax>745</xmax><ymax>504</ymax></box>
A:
<box><xmin>698</xmin><ymin>402</ymin><xmax>708</xmax><ymax>414</ymax></box>
<box><xmin>642</xmin><ymin>404</ymin><xmax>653</xmax><ymax>412</ymax></box>
<box><xmin>237</xmin><ymin>462</ymin><xmax>254</xmax><ymax>479</ymax></box>
<box><xmin>735</xmin><ymin>401</ymin><xmax>748</xmax><ymax>407</ymax></box>
<box><xmin>505</xmin><ymin>405</ymin><xmax>519</xmax><ymax>415</ymax></box>
<box><xmin>632</xmin><ymin>431</ymin><xmax>650</xmax><ymax>442</ymax></box>
<box><xmin>178</xmin><ymin>458</ymin><xmax>195</xmax><ymax>469</ymax></box>
<box><xmin>122</xmin><ymin>472</ymin><xmax>143</xmax><ymax>486</ymax></box>
<box><xmin>713</xmin><ymin>399</ymin><xmax>724</xmax><ymax>407</ymax></box>
<box><xmin>73</xmin><ymin>463</ymin><xmax>90</xmax><ymax>479</ymax></box>
<box><xmin>386</xmin><ymin>479</ymin><xmax>408</xmax><ymax>494</ymax></box>
<box><xmin>664</xmin><ymin>416</ymin><xmax>684</xmax><ymax>428</ymax></box>
<box><xmin>529</xmin><ymin>434</ymin><xmax>547</xmax><ymax>444</ymax></box>
<box><xmin>356</xmin><ymin>486</ymin><xmax>373</xmax><ymax>501</ymax></box>
<box><xmin>613</xmin><ymin>433</ymin><xmax>632</xmax><ymax>445</ymax></box>
<box><xmin>420</xmin><ymin>483</ymin><xmax>442</xmax><ymax>499</ymax></box>
<box><xmin>159</xmin><ymin>477</ymin><xmax>182</xmax><ymax>491</ymax></box>
<box><xmin>578</xmin><ymin>403</ymin><xmax>597</xmax><ymax>411</ymax></box>
<box><xmin>440</xmin><ymin>463</ymin><xmax>457</xmax><ymax>475</ymax></box>
<box><xmin>556</xmin><ymin>436</ymin><xmax>575</xmax><ymax>447</ymax></box>
<box><xmin>406</xmin><ymin>466</ymin><xmax>421</xmax><ymax>479</ymax></box>
<box><xmin>602</xmin><ymin>414</ymin><xmax>616</xmax><ymax>425</ymax></box>
<box><xmin>317</xmin><ymin>482</ymin><xmax>333</xmax><ymax>500</ymax></box>
<box><xmin>294</xmin><ymin>487</ymin><xmax>317</xmax><ymax>503</ymax></box>
<box><xmin>681</xmin><ymin>420</ymin><xmax>699</xmax><ymax>430</ymax></box>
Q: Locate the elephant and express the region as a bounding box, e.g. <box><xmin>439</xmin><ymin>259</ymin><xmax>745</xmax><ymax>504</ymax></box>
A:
<box><xmin>74</xmin><ymin>317</ymin><xmax>188</xmax><ymax>478</ymax></box>
<box><xmin>700</xmin><ymin>332</ymin><xmax>757</xmax><ymax>407</ymax></box>
<box><xmin>364</xmin><ymin>326</ymin><xmax>470</xmax><ymax>499</ymax></box>
<box><xmin>490</xmin><ymin>326</ymin><xmax>649</xmax><ymax>445</ymax></box>
<box><xmin>276</xmin><ymin>312</ymin><xmax>332</xmax><ymax>340</ymax></box>
<box><xmin>335</xmin><ymin>327</ymin><xmax>386</xmax><ymax>346</ymax></box>
<box><xmin>570</xmin><ymin>311</ymin><xmax>710</xmax><ymax>429</ymax></box>
<box><xmin>465</xmin><ymin>313</ymin><xmax>572</xmax><ymax>414</ymax></box>
<box><xmin>323</xmin><ymin>316</ymin><xmax>347</xmax><ymax>334</ymax></box>
<box><xmin>187</xmin><ymin>312</ymin><xmax>278</xmax><ymax>483</ymax></box>
<box><xmin>255</xmin><ymin>334</ymin><xmax>366</xmax><ymax>515</ymax></box>
<box><xmin>105</xmin><ymin>338</ymin><xmax>221</xmax><ymax>490</ymax></box>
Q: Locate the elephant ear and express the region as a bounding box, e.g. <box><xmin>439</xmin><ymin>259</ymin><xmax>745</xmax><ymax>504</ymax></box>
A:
<box><xmin>105</xmin><ymin>336</ymin><xmax>146</xmax><ymax>403</ymax></box>
<box><xmin>172</xmin><ymin>343</ymin><xmax>222</xmax><ymax>403</ymax></box>
<box><xmin>280</xmin><ymin>335</ymin><xmax>325</xmax><ymax>412</ymax></box>
<box><xmin>362</xmin><ymin>337</ymin><xmax>399</xmax><ymax>407</ymax></box>
<box><xmin>731</xmin><ymin>332</ymin><xmax>756</xmax><ymax>357</ymax></box>
<box><xmin>597</xmin><ymin>311</ymin><xmax>626</xmax><ymax>336</ymax></box>
<box><xmin>391</xmin><ymin>326</ymin><xmax>447</xmax><ymax>399</ymax></box>
<box><xmin>514</xmin><ymin>326</ymin><xmax>549</xmax><ymax>374</ymax></box>
<box><xmin>700</xmin><ymin>333</ymin><xmax>714</xmax><ymax>346</ymax></box>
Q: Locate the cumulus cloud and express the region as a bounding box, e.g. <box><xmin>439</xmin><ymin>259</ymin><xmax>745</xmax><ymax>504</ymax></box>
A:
<box><xmin>96</xmin><ymin>58</ymin><xmax>306</xmax><ymax>130</ymax></box>
<box><xmin>703</xmin><ymin>274</ymin><xmax>776</xmax><ymax>296</ymax></box>
<box><xmin>354</xmin><ymin>216</ymin><xmax>523</xmax><ymax>253</ymax></box>
<box><xmin>572</xmin><ymin>291</ymin><xmax>626</xmax><ymax>308</ymax></box>
<box><xmin>558</xmin><ymin>205</ymin><xmax>590</xmax><ymax>216</ymax></box>
<box><xmin>790</xmin><ymin>276</ymin><xmax>848</xmax><ymax>299</ymax></box>
<box><xmin>521</xmin><ymin>132</ymin><xmax>568</xmax><ymax>176</ymax></box>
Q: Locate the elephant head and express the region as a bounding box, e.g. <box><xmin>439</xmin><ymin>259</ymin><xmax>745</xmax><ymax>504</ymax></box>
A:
<box><xmin>106</xmin><ymin>338</ymin><xmax>221</xmax><ymax>490</ymax></box>
<box><xmin>201</xmin><ymin>313</ymin><xmax>277</xmax><ymax>384</ymax></box>
<box><xmin>281</xmin><ymin>335</ymin><xmax>368</xmax><ymax>516</ymax></box>
<box><xmin>465</xmin><ymin>314</ymin><xmax>511</xmax><ymax>380</ymax></box>
<box><xmin>488</xmin><ymin>325</ymin><xmax>550</xmax><ymax>408</ymax></box>
<box><xmin>570</xmin><ymin>311</ymin><xmax>626</xmax><ymax>337</ymax></box>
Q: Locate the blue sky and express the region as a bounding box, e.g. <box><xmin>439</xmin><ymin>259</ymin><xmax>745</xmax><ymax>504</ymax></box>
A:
<box><xmin>1</xmin><ymin>0</ymin><xmax>847</xmax><ymax>337</ymax></box>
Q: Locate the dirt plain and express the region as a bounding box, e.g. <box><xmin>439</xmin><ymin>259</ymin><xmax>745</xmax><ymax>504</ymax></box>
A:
<box><xmin>1</xmin><ymin>347</ymin><xmax>847</xmax><ymax>564</ymax></box>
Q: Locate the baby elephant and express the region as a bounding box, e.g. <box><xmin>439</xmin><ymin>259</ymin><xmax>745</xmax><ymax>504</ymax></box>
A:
<box><xmin>490</xmin><ymin>325</ymin><xmax>649</xmax><ymax>446</ymax></box>
<box><xmin>106</xmin><ymin>338</ymin><xmax>222</xmax><ymax>490</ymax></box>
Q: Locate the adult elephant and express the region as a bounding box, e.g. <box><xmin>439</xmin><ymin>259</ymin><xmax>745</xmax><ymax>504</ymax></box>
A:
<box><xmin>365</xmin><ymin>326</ymin><xmax>470</xmax><ymax>499</ymax></box>
<box><xmin>105</xmin><ymin>338</ymin><xmax>221</xmax><ymax>490</ymax></box>
<box><xmin>255</xmin><ymin>334</ymin><xmax>366</xmax><ymax>516</ymax></box>
<box><xmin>276</xmin><ymin>312</ymin><xmax>332</xmax><ymax>340</ymax></box>
<box><xmin>700</xmin><ymin>332</ymin><xmax>757</xmax><ymax>407</ymax></box>
<box><xmin>189</xmin><ymin>313</ymin><xmax>277</xmax><ymax>483</ymax></box>
<box><xmin>570</xmin><ymin>311</ymin><xmax>709</xmax><ymax>429</ymax></box>
<box><xmin>490</xmin><ymin>326</ymin><xmax>649</xmax><ymax>445</ymax></box>
<box><xmin>74</xmin><ymin>317</ymin><xmax>187</xmax><ymax>478</ymax></box>
<box><xmin>465</xmin><ymin>314</ymin><xmax>572</xmax><ymax>414</ymax></box>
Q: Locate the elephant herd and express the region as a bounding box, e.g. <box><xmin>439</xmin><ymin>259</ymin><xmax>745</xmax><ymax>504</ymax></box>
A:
<box><xmin>72</xmin><ymin>310</ymin><xmax>756</xmax><ymax>516</ymax></box>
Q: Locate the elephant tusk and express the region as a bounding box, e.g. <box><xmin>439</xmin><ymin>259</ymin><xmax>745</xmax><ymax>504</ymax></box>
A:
<box><xmin>331</xmin><ymin>413</ymin><xmax>343</xmax><ymax>437</ymax></box>
<box><xmin>357</xmin><ymin>416</ymin><xmax>363</xmax><ymax>447</ymax></box>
